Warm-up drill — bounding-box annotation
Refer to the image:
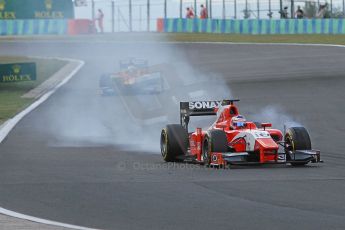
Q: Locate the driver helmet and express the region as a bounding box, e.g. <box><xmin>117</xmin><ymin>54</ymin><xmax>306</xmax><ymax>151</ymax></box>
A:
<box><xmin>231</xmin><ymin>115</ymin><xmax>246</xmax><ymax>129</ymax></box>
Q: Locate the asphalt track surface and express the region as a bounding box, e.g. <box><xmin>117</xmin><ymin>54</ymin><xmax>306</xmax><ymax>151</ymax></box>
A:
<box><xmin>1</xmin><ymin>40</ymin><xmax>345</xmax><ymax>230</ymax></box>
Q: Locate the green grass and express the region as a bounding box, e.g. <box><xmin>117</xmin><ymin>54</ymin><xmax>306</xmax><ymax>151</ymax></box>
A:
<box><xmin>0</xmin><ymin>57</ymin><xmax>67</xmax><ymax>124</ymax></box>
<box><xmin>166</xmin><ymin>34</ymin><xmax>345</xmax><ymax>45</ymax></box>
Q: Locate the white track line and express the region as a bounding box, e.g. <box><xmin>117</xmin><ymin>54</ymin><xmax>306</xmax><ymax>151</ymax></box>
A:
<box><xmin>3</xmin><ymin>38</ymin><xmax>345</xmax><ymax>49</ymax></box>
<box><xmin>0</xmin><ymin>41</ymin><xmax>344</xmax><ymax>230</ymax></box>
<box><xmin>0</xmin><ymin>57</ymin><xmax>84</xmax><ymax>143</ymax></box>
<box><xmin>0</xmin><ymin>57</ymin><xmax>99</xmax><ymax>230</ymax></box>
<box><xmin>0</xmin><ymin>207</ymin><xmax>99</xmax><ymax>230</ymax></box>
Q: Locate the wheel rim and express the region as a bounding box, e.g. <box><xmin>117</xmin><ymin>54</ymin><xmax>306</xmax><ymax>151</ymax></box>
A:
<box><xmin>285</xmin><ymin>134</ymin><xmax>295</xmax><ymax>161</ymax></box>
<box><xmin>160</xmin><ymin>131</ymin><xmax>167</xmax><ymax>158</ymax></box>
<box><xmin>202</xmin><ymin>139</ymin><xmax>210</xmax><ymax>165</ymax></box>
<box><xmin>285</xmin><ymin>135</ymin><xmax>294</xmax><ymax>153</ymax></box>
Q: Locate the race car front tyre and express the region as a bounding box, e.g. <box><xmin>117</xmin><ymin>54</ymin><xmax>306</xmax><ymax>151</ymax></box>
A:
<box><xmin>285</xmin><ymin>127</ymin><xmax>312</xmax><ymax>166</ymax></box>
<box><xmin>160</xmin><ymin>124</ymin><xmax>188</xmax><ymax>162</ymax></box>
<box><xmin>202</xmin><ymin>130</ymin><xmax>228</xmax><ymax>165</ymax></box>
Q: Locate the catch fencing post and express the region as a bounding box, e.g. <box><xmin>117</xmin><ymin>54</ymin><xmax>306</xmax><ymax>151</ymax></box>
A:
<box><xmin>129</xmin><ymin>0</ymin><xmax>132</xmax><ymax>31</ymax></box>
<box><xmin>147</xmin><ymin>0</ymin><xmax>150</xmax><ymax>31</ymax></box>
<box><xmin>111</xmin><ymin>1</ymin><xmax>115</xmax><ymax>33</ymax></box>
<box><xmin>164</xmin><ymin>0</ymin><xmax>167</xmax><ymax>19</ymax></box>
<box><xmin>180</xmin><ymin>0</ymin><xmax>182</xmax><ymax>18</ymax></box>
<box><xmin>210</xmin><ymin>0</ymin><xmax>212</xmax><ymax>18</ymax></box>
<box><xmin>91</xmin><ymin>0</ymin><xmax>95</xmax><ymax>20</ymax></box>
<box><xmin>234</xmin><ymin>0</ymin><xmax>237</xmax><ymax>19</ymax></box>
<box><xmin>257</xmin><ymin>0</ymin><xmax>260</xmax><ymax>18</ymax></box>
<box><xmin>222</xmin><ymin>0</ymin><xmax>226</xmax><ymax>19</ymax></box>
<box><xmin>194</xmin><ymin>0</ymin><xmax>197</xmax><ymax>16</ymax></box>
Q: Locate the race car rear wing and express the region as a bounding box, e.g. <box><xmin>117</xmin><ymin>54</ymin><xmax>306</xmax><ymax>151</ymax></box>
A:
<box><xmin>180</xmin><ymin>99</ymin><xmax>240</xmax><ymax>131</ymax></box>
<box><xmin>119</xmin><ymin>58</ymin><xmax>148</xmax><ymax>70</ymax></box>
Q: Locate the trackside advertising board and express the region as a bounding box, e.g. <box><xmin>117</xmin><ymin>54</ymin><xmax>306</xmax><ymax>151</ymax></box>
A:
<box><xmin>0</xmin><ymin>63</ymin><xmax>37</xmax><ymax>83</ymax></box>
<box><xmin>0</xmin><ymin>0</ymin><xmax>74</xmax><ymax>19</ymax></box>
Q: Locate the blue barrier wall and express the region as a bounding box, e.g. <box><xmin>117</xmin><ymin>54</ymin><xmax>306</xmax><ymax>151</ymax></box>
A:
<box><xmin>158</xmin><ymin>18</ymin><xmax>345</xmax><ymax>34</ymax></box>
<box><xmin>0</xmin><ymin>20</ymin><xmax>68</xmax><ymax>35</ymax></box>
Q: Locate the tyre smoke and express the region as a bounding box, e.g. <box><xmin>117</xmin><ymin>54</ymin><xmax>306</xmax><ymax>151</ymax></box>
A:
<box><xmin>246</xmin><ymin>105</ymin><xmax>303</xmax><ymax>132</ymax></box>
<box><xmin>43</xmin><ymin>34</ymin><xmax>232</xmax><ymax>153</ymax></box>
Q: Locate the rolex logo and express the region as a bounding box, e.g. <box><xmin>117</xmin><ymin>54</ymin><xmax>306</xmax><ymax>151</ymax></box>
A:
<box><xmin>0</xmin><ymin>0</ymin><xmax>5</xmax><ymax>11</ymax></box>
<box><xmin>45</xmin><ymin>0</ymin><xmax>53</xmax><ymax>10</ymax></box>
<box><xmin>12</xmin><ymin>65</ymin><xmax>21</xmax><ymax>74</ymax></box>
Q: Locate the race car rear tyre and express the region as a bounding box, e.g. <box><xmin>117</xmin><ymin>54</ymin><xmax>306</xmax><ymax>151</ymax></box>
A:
<box><xmin>160</xmin><ymin>124</ymin><xmax>188</xmax><ymax>162</ymax></box>
<box><xmin>285</xmin><ymin>127</ymin><xmax>312</xmax><ymax>166</ymax></box>
<box><xmin>202</xmin><ymin>130</ymin><xmax>228</xmax><ymax>165</ymax></box>
<box><xmin>99</xmin><ymin>74</ymin><xmax>112</xmax><ymax>87</ymax></box>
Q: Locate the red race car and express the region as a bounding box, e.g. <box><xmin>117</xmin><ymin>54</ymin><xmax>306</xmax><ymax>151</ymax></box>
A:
<box><xmin>160</xmin><ymin>100</ymin><xmax>321</xmax><ymax>167</ymax></box>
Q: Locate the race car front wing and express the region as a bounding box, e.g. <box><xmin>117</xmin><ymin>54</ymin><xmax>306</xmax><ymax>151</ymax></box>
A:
<box><xmin>209</xmin><ymin>149</ymin><xmax>322</xmax><ymax>167</ymax></box>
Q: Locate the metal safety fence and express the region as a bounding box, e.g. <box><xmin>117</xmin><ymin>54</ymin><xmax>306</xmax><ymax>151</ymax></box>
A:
<box><xmin>73</xmin><ymin>0</ymin><xmax>345</xmax><ymax>32</ymax></box>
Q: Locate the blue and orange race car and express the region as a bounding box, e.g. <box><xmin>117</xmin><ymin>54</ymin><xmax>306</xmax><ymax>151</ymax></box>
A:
<box><xmin>99</xmin><ymin>58</ymin><xmax>164</xmax><ymax>96</ymax></box>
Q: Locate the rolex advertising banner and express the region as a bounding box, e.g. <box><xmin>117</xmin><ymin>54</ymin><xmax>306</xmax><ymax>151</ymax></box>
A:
<box><xmin>0</xmin><ymin>0</ymin><xmax>74</xmax><ymax>19</ymax></box>
<box><xmin>0</xmin><ymin>63</ymin><xmax>37</xmax><ymax>83</ymax></box>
